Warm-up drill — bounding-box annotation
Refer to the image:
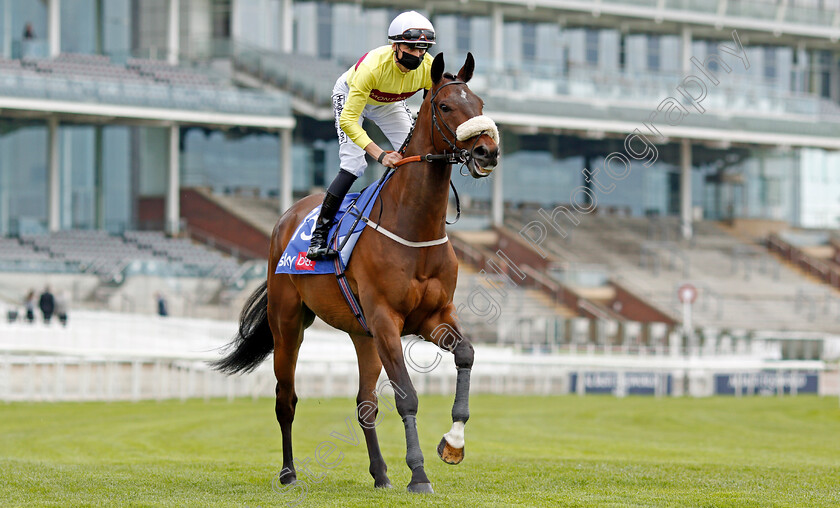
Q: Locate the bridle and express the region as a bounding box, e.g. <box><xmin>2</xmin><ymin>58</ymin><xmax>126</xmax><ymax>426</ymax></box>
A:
<box><xmin>396</xmin><ymin>79</ymin><xmax>485</xmax><ymax>170</ymax></box>
<box><xmin>427</xmin><ymin>80</ymin><xmax>472</xmax><ymax>165</ymax></box>
<box><xmin>380</xmin><ymin>79</ymin><xmax>492</xmax><ymax>225</ymax></box>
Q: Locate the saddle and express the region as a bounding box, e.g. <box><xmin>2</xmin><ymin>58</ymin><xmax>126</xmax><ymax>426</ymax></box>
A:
<box><xmin>275</xmin><ymin>172</ymin><xmax>395</xmax><ymax>276</ymax></box>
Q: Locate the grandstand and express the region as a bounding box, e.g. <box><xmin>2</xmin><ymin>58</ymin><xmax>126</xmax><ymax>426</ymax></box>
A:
<box><xmin>502</xmin><ymin>211</ymin><xmax>840</xmax><ymax>333</ymax></box>
<box><xmin>2</xmin><ymin>52</ymin><xmax>219</xmax><ymax>86</ymax></box>
<box><xmin>1</xmin><ymin>0</ymin><xmax>840</xmax><ymax>403</ymax></box>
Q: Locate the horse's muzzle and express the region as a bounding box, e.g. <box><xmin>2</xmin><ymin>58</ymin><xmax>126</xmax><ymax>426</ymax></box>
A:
<box><xmin>469</xmin><ymin>143</ymin><xmax>499</xmax><ymax>178</ymax></box>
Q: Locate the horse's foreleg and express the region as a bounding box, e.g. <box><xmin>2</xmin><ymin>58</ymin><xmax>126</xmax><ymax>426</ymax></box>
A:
<box><xmin>370</xmin><ymin>312</ymin><xmax>434</xmax><ymax>494</ymax></box>
<box><xmin>439</xmin><ymin>337</ymin><xmax>473</xmax><ymax>464</ymax></box>
<box><xmin>420</xmin><ymin>306</ymin><xmax>474</xmax><ymax>465</ymax></box>
<box><xmin>350</xmin><ymin>334</ymin><xmax>391</xmax><ymax>488</ymax></box>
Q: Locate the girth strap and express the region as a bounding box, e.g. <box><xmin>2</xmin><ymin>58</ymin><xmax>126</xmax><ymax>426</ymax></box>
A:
<box><xmin>361</xmin><ymin>217</ymin><xmax>449</xmax><ymax>248</ymax></box>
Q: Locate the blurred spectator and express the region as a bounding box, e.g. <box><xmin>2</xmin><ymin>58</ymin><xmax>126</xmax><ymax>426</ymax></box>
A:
<box><xmin>55</xmin><ymin>291</ymin><xmax>69</xmax><ymax>327</ymax></box>
<box><xmin>39</xmin><ymin>286</ymin><xmax>55</xmax><ymax>324</ymax></box>
<box><xmin>156</xmin><ymin>292</ymin><xmax>169</xmax><ymax>317</ymax></box>
<box><xmin>23</xmin><ymin>22</ymin><xmax>35</xmax><ymax>40</ymax></box>
<box><xmin>24</xmin><ymin>290</ymin><xmax>36</xmax><ymax>323</ymax></box>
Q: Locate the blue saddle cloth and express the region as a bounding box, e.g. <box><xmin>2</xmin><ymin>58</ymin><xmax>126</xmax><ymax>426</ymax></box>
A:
<box><xmin>275</xmin><ymin>172</ymin><xmax>394</xmax><ymax>275</ymax></box>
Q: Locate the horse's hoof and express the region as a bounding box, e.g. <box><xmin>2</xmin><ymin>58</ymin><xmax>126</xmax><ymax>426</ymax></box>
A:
<box><xmin>437</xmin><ymin>436</ymin><xmax>464</xmax><ymax>465</ymax></box>
<box><xmin>271</xmin><ymin>470</ymin><xmax>297</xmax><ymax>493</ymax></box>
<box><xmin>407</xmin><ymin>482</ymin><xmax>434</xmax><ymax>494</ymax></box>
<box><xmin>277</xmin><ymin>471</ymin><xmax>297</xmax><ymax>485</ymax></box>
<box><xmin>375</xmin><ymin>480</ymin><xmax>393</xmax><ymax>489</ymax></box>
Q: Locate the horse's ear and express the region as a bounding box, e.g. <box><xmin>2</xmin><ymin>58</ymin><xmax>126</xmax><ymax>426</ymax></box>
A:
<box><xmin>457</xmin><ymin>52</ymin><xmax>475</xmax><ymax>83</ymax></box>
<box><xmin>431</xmin><ymin>53</ymin><xmax>445</xmax><ymax>85</ymax></box>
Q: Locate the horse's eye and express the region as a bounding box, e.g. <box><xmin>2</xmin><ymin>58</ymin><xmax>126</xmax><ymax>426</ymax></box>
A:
<box><xmin>439</xmin><ymin>103</ymin><xmax>451</xmax><ymax>112</ymax></box>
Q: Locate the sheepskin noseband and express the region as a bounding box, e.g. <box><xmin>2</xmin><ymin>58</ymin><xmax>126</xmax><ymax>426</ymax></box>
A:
<box><xmin>455</xmin><ymin>115</ymin><xmax>499</xmax><ymax>144</ymax></box>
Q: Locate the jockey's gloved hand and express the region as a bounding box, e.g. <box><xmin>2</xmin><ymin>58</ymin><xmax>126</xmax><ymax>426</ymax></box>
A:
<box><xmin>380</xmin><ymin>151</ymin><xmax>403</xmax><ymax>169</ymax></box>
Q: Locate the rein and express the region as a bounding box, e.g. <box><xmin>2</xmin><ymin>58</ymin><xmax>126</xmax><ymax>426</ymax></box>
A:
<box><xmin>392</xmin><ymin>155</ymin><xmax>461</xmax><ymax>226</ymax></box>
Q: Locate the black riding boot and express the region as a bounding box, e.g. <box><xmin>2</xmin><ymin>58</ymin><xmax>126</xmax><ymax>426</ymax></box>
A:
<box><xmin>306</xmin><ymin>191</ymin><xmax>344</xmax><ymax>260</ymax></box>
<box><xmin>307</xmin><ymin>169</ymin><xmax>358</xmax><ymax>260</ymax></box>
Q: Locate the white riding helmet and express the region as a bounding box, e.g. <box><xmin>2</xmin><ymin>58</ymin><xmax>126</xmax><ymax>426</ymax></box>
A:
<box><xmin>387</xmin><ymin>11</ymin><xmax>436</xmax><ymax>47</ymax></box>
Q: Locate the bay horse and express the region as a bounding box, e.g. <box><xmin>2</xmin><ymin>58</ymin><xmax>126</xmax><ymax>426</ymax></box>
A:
<box><xmin>212</xmin><ymin>52</ymin><xmax>499</xmax><ymax>494</ymax></box>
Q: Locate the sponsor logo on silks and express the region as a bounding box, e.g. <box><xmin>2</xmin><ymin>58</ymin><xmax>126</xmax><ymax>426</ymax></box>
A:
<box><xmin>295</xmin><ymin>252</ymin><xmax>316</xmax><ymax>271</ymax></box>
<box><xmin>277</xmin><ymin>251</ymin><xmax>297</xmax><ymax>269</ymax></box>
<box><xmin>369</xmin><ymin>88</ymin><xmax>421</xmax><ymax>103</ymax></box>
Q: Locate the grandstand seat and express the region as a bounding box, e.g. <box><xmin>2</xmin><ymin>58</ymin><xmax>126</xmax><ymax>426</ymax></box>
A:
<box><xmin>4</xmin><ymin>230</ymin><xmax>246</xmax><ymax>283</ymax></box>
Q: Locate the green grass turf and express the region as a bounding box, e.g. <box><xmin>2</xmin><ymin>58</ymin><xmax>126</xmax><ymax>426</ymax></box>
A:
<box><xmin>1</xmin><ymin>395</ymin><xmax>839</xmax><ymax>507</ymax></box>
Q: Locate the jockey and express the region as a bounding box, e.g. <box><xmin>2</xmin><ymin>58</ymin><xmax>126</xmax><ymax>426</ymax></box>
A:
<box><xmin>306</xmin><ymin>10</ymin><xmax>436</xmax><ymax>260</ymax></box>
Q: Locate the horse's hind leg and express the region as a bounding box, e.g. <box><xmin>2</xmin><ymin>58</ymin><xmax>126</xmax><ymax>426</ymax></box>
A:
<box><xmin>350</xmin><ymin>334</ymin><xmax>391</xmax><ymax>488</ymax></box>
<box><xmin>268</xmin><ymin>277</ymin><xmax>309</xmax><ymax>485</ymax></box>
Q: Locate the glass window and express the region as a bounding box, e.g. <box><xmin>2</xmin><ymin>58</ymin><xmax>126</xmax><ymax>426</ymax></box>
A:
<box><xmin>764</xmin><ymin>47</ymin><xmax>777</xmax><ymax>80</ymax></box>
<box><xmin>311</xmin><ymin>142</ymin><xmax>326</xmax><ymax>188</ymax></box>
<box><xmin>103</xmin><ymin>0</ymin><xmax>130</xmax><ymax>58</ymax></box>
<box><xmin>647</xmin><ymin>35</ymin><xmax>660</xmax><ymax>72</ymax></box>
<box><xmin>182</xmin><ymin>129</ymin><xmax>281</xmax><ymax>198</ymax></box>
<box><xmin>134</xmin><ymin>1</ymin><xmax>168</xmax><ymax>59</ymax></box>
<box><xmin>56</xmin><ymin>0</ymin><xmax>130</xmax><ymax>56</ymax></box>
<box><xmin>706</xmin><ymin>41</ymin><xmax>719</xmax><ymax>72</ymax></box>
<box><xmin>820</xmin><ymin>71</ymin><xmax>830</xmax><ymax>99</ymax></box>
<box><xmin>760</xmin><ymin>176</ymin><xmax>782</xmax><ymax>206</ymax></box>
<box><xmin>212</xmin><ymin>0</ymin><xmax>231</xmax><ymax>39</ymax></box>
<box><xmin>522</xmin><ymin>22</ymin><xmax>536</xmax><ymax>62</ymax></box>
<box><xmin>585</xmin><ymin>29</ymin><xmax>598</xmax><ymax>66</ymax></box>
<box><xmin>65</xmin><ymin>126</ymin><xmax>96</xmax><ymax>230</ymax></box>
<box><xmin>7</xmin><ymin>1</ymin><xmax>48</xmax><ymax>59</ymax></box>
<box><xmin>103</xmin><ymin>126</ymin><xmax>131</xmax><ymax>232</ymax></box>
<box><xmin>0</xmin><ymin>121</ymin><xmax>47</xmax><ymax>234</ymax></box>
<box><xmin>61</xmin><ymin>0</ymin><xmax>95</xmax><ymax>54</ymax></box>
<box><xmin>816</xmin><ymin>50</ymin><xmax>831</xmax><ymax>98</ymax></box>
<box><xmin>456</xmin><ymin>15</ymin><xmax>471</xmax><ymax>53</ymax></box>
<box><xmin>619</xmin><ymin>34</ymin><xmax>626</xmax><ymax>70</ymax></box>
<box><xmin>317</xmin><ymin>2</ymin><xmax>332</xmax><ymax>59</ymax></box>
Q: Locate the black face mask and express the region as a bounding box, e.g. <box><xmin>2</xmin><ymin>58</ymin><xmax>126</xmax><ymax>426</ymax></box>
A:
<box><xmin>396</xmin><ymin>48</ymin><xmax>422</xmax><ymax>70</ymax></box>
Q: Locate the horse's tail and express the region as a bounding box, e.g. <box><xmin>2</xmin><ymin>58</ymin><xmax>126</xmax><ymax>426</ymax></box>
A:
<box><xmin>210</xmin><ymin>280</ymin><xmax>273</xmax><ymax>374</ymax></box>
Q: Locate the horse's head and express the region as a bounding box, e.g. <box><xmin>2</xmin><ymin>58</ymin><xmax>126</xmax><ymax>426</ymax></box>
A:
<box><xmin>423</xmin><ymin>52</ymin><xmax>499</xmax><ymax>178</ymax></box>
